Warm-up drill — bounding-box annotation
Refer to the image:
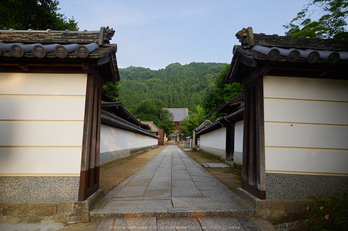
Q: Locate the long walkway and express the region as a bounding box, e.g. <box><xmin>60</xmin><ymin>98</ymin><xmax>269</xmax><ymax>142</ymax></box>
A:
<box><xmin>92</xmin><ymin>145</ymin><xmax>258</xmax><ymax>230</ymax></box>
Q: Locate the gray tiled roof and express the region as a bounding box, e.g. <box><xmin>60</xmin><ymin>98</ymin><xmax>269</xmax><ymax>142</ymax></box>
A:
<box><xmin>163</xmin><ymin>108</ymin><xmax>188</xmax><ymax>122</ymax></box>
<box><xmin>227</xmin><ymin>27</ymin><xmax>348</xmax><ymax>83</ymax></box>
<box><xmin>233</xmin><ymin>27</ymin><xmax>348</xmax><ymax>64</ymax></box>
<box><xmin>196</xmin><ymin>106</ymin><xmax>244</xmax><ymax>136</ymax></box>
<box><xmin>0</xmin><ymin>27</ymin><xmax>116</xmax><ymax>59</ymax></box>
<box><xmin>101</xmin><ymin>101</ymin><xmax>150</xmax><ymax>130</ymax></box>
<box><xmin>101</xmin><ymin>110</ymin><xmax>158</xmax><ymax>139</ymax></box>
<box><xmin>0</xmin><ymin>27</ymin><xmax>119</xmax><ymax>82</ymax></box>
<box><xmin>141</xmin><ymin>121</ymin><xmax>160</xmax><ymax>132</ymax></box>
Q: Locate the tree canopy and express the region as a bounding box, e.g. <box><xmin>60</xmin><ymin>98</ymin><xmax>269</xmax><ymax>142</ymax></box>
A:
<box><xmin>131</xmin><ymin>99</ymin><xmax>176</xmax><ymax>136</ymax></box>
<box><xmin>179</xmin><ymin>105</ymin><xmax>205</xmax><ymax>137</ymax></box>
<box><xmin>202</xmin><ymin>64</ymin><xmax>244</xmax><ymax>121</ymax></box>
<box><xmin>118</xmin><ymin>62</ymin><xmax>226</xmax><ymax>113</ymax></box>
<box><xmin>102</xmin><ymin>82</ymin><xmax>120</xmax><ymax>102</ymax></box>
<box><xmin>0</xmin><ymin>0</ymin><xmax>78</xmax><ymax>30</ymax></box>
<box><xmin>284</xmin><ymin>0</ymin><xmax>348</xmax><ymax>39</ymax></box>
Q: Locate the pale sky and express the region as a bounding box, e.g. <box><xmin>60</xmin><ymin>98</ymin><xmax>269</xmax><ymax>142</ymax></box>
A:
<box><xmin>58</xmin><ymin>0</ymin><xmax>309</xmax><ymax>70</ymax></box>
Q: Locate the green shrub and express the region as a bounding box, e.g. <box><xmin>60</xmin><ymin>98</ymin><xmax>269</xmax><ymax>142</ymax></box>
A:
<box><xmin>301</xmin><ymin>192</ymin><xmax>348</xmax><ymax>231</ymax></box>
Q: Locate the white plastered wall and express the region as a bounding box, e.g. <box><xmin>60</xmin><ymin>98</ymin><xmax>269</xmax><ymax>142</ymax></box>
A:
<box><xmin>100</xmin><ymin>124</ymin><xmax>158</xmax><ymax>164</ymax></box>
<box><xmin>0</xmin><ymin>73</ymin><xmax>87</xmax><ymax>175</ymax></box>
<box><xmin>234</xmin><ymin>120</ymin><xmax>244</xmax><ymax>165</ymax></box>
<box><xmin>263</xmin><ymin>76</ymin><xmax>348</xmax><ymax>175</ymax></box>
<box><xmin>199</xmin><ymin>127</ymin><xmax>226</xmax><ymax>159</ymax></box>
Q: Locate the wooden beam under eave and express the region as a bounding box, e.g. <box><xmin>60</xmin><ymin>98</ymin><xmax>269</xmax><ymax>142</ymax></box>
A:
<box><xmin>97</xmin><ymin>55</ymin><xmax>111</xmax><ymax>65</ymax></box>
<box><xmin>82</xmin><ymin>63</ymin><xmax>104</xmax><ymax>87</ymax></box>
<box><xmin>0</xmin><ymin>65</ymin><xmax>85</xmax><ymax>74</ymax></box>
<box><xmin>19</xmin><ymin>65</ymin><xmax>29</xmax><ymax>72</ymax></box>
<box><xmin>227</xmin><ymin>53</ymin><xmax>241</xmax><ymax>83</ymax></box>
<box><xmin>266</xmin><ymin>66</ymin><xmax>348</xmax><ymax>79</ymax></box>
<box><xmin>239</xmin><ymin>54</ymin><xmax>257</xmax><ymax>68</ymax></box>
<box><xmin>241</xmin><ymin>64</ymin><xmax>270</xmax><ymax>86</ymax></box>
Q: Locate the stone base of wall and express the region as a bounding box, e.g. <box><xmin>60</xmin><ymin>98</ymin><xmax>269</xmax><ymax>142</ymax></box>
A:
<box><xmin>100</xmin><ymin>145</ymin><xmax>158</xmax><ymax>166</ymax></box>
<box><xmin>199</xmin><ymin>146</ymin><xmax>225</xmax><ymax>162</ymax></box>
<box><xmin>237</xmin><ymin>188</ymin><xmax>308</xmax><ymax>223</ymax></box>
<box><xmin>0</xmin><ymin>176</ymin><xmax>79</xmax><ymax>203</ymax></box>
<box><xmin>0</xmin><ymin>189</ymin><xmax>104</xmax><ymax>224</ymax></box>
<box><xmin>265</xmin><ymin>173</ymin><xmax>348</xmax><ymax>200</ymax></box>
<box><xmin>233</xmin><ymin>151</ymin><xmax>243</xmax><ymax>166</ymax></box>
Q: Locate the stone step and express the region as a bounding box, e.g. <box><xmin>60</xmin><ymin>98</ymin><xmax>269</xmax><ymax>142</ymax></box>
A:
<box><xmin>97</xmin><ymin>216</ymin><xmax>260</xmax><ymax>231</ymax></box>
<box><xmin>90</xmin><ymin>207</ymin><xmax>254</xmax><ymax>221</ymax></box>
<box><xmin>90</xmin><ymin>196</ymin><xmax>255</xmax><ymax>221</ymax></box>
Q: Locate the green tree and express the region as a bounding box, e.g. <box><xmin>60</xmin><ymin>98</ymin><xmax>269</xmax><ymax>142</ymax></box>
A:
<box><xmin>132</xmin><ymin>99</ymin><xmax>175</xmax><ymax>136</ymax></box>
<box><xmin>179</xmin><ymin>117</ymin><xmax>191</xmax><ymax>136</ymax></box>
<box><xmin>132</xmin><ymin>99</ymin><xmax>166</xmax><ymax>124</ymax></box>
<box><xmin>102</xmin><ymin>82</ymin><xmax>119</xmax><ymax>102</ymax></box>
<box><xmin>118</xmin><ymin>62</ymin><xmax>226</xmax><ymax>112</ymax></box>
<box><xmin>159</xmin><ymin>109</ymin><xmax>176</xmax><ymax>137</ymax></box>
<box><xmin>179</xmin><ymin>105</ymin><xmax>205</xmax><ymax>136</ymax></box>
<box><xmin>202</xmin><ymin>64</ymin><xmax>244</xmax><ymax>120</ymax></box>
<box><xmin>284</xmin><ymin>0</ymin><xmax>348</xmax><ymax>39</ymax></box>
<box><xmin>0</xmin><ymin>0</ymin><xmax>78</xmax><ymax>30</ymax></box>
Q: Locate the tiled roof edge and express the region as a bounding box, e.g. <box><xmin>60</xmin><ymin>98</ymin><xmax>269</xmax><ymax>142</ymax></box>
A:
<box><xmin>236</xmin><ymin>27</ymin><xmax>348</xmax><ymax>51</ymax></box>
<box><xmin>101</xmin><ymin>109</ymin><xmax>158</xmax><ymax>139</ymax></box>
<box><xmin>0</xmin><ymin>26</ymin><xmax>115</xmax><ymax>45</ymax></box>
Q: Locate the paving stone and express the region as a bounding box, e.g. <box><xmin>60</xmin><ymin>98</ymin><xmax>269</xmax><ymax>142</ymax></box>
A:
<box><xmin>156</xmin><ymin>167</ymin><xmax>172</xmax><ymax>171</ymax></box>
<box><xmin>112</xmin><ymin>217</ymin><xmax>157</xmax><ymax>230</ymax></box>
<box><xmin>147</xmin><ymin>181</ymin><xmax>171</xmax><ymax>189</ymax></box>
<box><xmin>91</xmin><ymin>145</ymin><xmax>253</xmax><ymax>223</ymax></box>
<box><xmin>157</xmin><ymin>218</ymin><xmax>202</xmax><ymax>230</ymax></box>
<box><xmin>156</xmin><ymin>167</ymin><xmax>171</xmax><ymax>171</ymax></box>
<box><xmin>125</xmin><ymin>178</ymin><xmax>151</xmax><ymax>187</ymax></box>
<box><xmin>172</xmin><ymin>179</ymin><xmax>195</xmax><ymax>187</ymax></box>
<box><xmin>143</xmin><ymin>188</ymin><xmax>171</xmax><ymax>197</ymax></box>
<box><xmin>200</xmin><ymin>190</ymin><xmax>234</xmax><ymax>198</ymax></box>
<box><xmin>194</xmin><ymin>181</ymin><xmax>219</xmax><ymax>190</ymax></box>
<box><xmin>198</xmin><ymin>217</ymin><xmax>245</xmax><ymax>231</ymax></box>
<box><xmin>114</xmin><ymin>186</ymin><xmax>147</xmax><ymax>198</ymax></box>
<box><xmin>191</xmin><ymin>175</ymin><xmax>212</xmax><ymax>182</ymax></box>
<box><xmin>172</xmin><ymin>186</ymin><xmax>202</xmax><ymax>197</ymax></box>
<box><xmin>133</xmin><ymin>174</ymin><xmax>155</xmax><ymax>180</ymax></box>
<box><xmin>154</xmin><ymin>172</ymin><xmax>171</xmax><ymax>177</ymax></box>
<box><xmin>173</xmin><ymin>164</ymin><xmax>185</xmax><ymax>168</ymax></box>
<box><xmin>172</xmin><ymin>169</ymin><xmax>189</xmax><ymax>174</ymax></box>
<box><xmin>188</xmin><ymin>170</ymin><xmax>206</xmax><ymax>176</ymax></box>
<box><xmin>237</xmin><ymin>217</ymin><xmax>259</xmax><ymax>231</ymax></box>
<box><xmin>172</xmin><ymin>173</ymin><xmax>192</xmax><ymax>180</ymax></box>
<box><xmin>0</xmin><ymin>222</ymin><xmax>65</xmax><ymax>231</ymax></box>
<box><xmin>100</xmin><ymin>200</ymin><xmax>172</xmax><ymax>213</ymax></box>
<box><xmin>201</xmin><ymin>163</ymin><xmax>210</xmax><ymax>168</ymax></box>
<box><xmin>172</xmin><ymin>198</ymin><xmax>240</xmax><ymax>209</ymax></box>
<box><xmin>151</xmin><ymin>177</ymin><xmax>171</xmax><ymax>182</ymax></box>
<box><xmin>167</xmin><ymin>207</ymin><xmax>203</xmax><ymax>214</ymax></box>
<box><xmin>97</xmin><ymin>218</ymin><xmax>114</xmax><ymax>231</ymax></box>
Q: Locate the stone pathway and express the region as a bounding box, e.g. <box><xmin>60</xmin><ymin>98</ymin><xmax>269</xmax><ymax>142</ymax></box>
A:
<box><xmin>91</xmin><ymin>145</ymin><xmax>259</xmax><ymax>230</ymax></box>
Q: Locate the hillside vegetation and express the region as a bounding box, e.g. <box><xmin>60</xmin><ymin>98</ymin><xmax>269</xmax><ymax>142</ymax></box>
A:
<box><xmin>118</xmin><ymin>62</ymin><xmax>226</xmax><ymax>113</ymax></box>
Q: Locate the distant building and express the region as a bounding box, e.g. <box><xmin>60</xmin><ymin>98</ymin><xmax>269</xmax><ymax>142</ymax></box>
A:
<box><xmin>141</xmin><ymin>121</ymin><xmax>167</xmax><ymax>144</ymax></box>
<box><xmin>163</xmin><ymin>108</ymin><xmax>188</xmax><ymax>130</ymax></box>
<box><xmin>141</xmin><ymin>121</ymin><xmax>160</xmax><ymax>134</ymax></box>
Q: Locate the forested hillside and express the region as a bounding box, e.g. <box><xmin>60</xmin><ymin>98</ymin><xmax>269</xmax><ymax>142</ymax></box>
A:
<box><xmin>118</xmin><ymin>62</ymin><xmax>227</xmax><ymax>112</ymax></box>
